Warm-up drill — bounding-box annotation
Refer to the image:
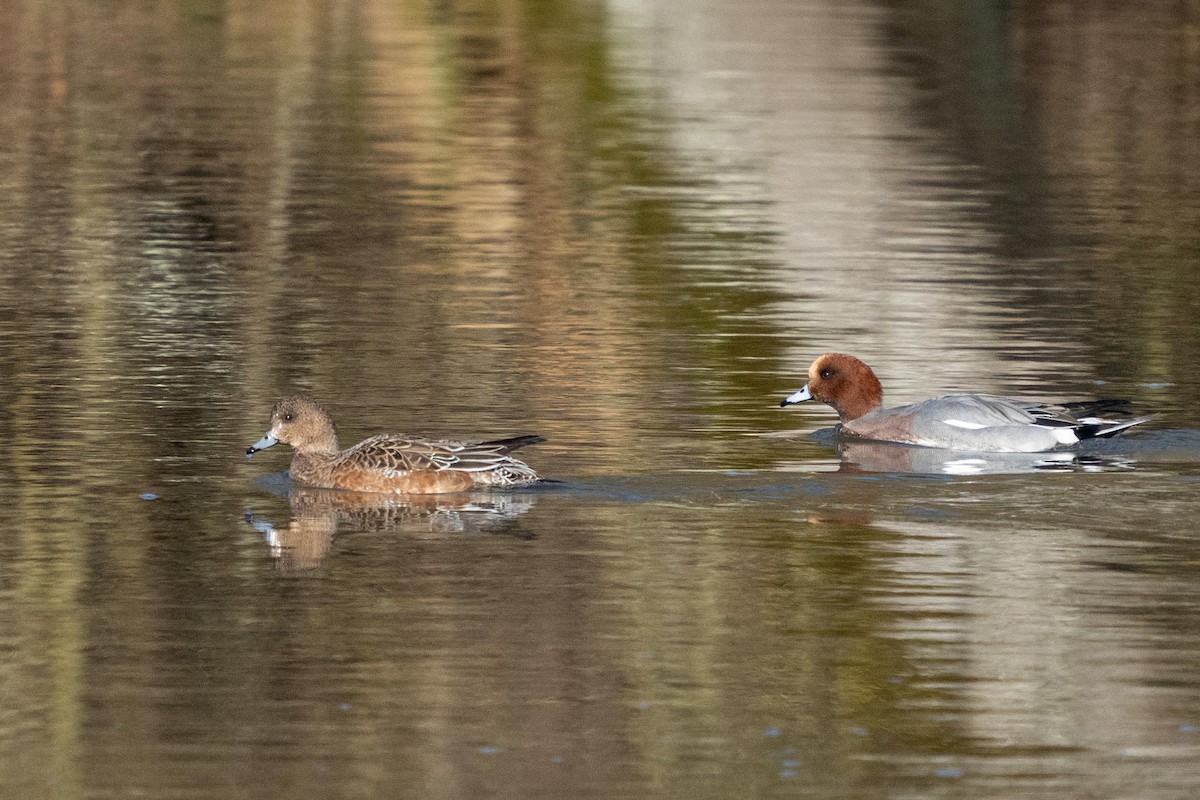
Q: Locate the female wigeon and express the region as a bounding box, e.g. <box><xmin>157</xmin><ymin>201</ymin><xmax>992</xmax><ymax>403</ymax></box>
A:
<box><xmin>247</xmin><ymin>396</ymin><xmax>544</xmax><ymax>494</ymax></box>
<box><xmin>781</xmin><ymin>353</ymin><xmax>1150</xmax><ymax>453</ymax></box>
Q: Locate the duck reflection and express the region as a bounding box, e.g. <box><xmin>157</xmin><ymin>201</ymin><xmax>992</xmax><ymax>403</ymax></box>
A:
<box><xmin>246</xmin><ymin>485</ymin><xmax>538</xmax><ymax>573</ymax></box>
<box><xmin>835</xmin><ymin>438</ymin><xmax>1132</xmax><ymax>475</ymax></box>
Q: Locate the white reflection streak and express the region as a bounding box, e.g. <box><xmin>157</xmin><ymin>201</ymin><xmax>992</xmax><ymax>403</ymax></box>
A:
<box><xmin>608</xmin><ymin>0</ymin><xmax>1026</xmax><ymax>397</ymax></box>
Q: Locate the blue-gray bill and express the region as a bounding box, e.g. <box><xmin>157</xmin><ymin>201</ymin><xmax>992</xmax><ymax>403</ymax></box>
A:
<box><xmin>246</xmin><ymin>433</ymin><xmax>279</xmax><ymax>458</ymax></box>
<box><xmin>780</xmin><ymin>385</ymin><xmax>812</xmax><ymax>407</ymax></box>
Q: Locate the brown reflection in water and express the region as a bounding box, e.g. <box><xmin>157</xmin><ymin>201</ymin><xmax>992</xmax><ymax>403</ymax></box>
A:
<box><xmin>250</xmin><ymin>486</ymin><xmax>538</xmax><ymax>574</ymax></box>
<box><xmin>0</xmin><ymin>0</ymin><xmax>789</xmax><ymax>491</ymax></box>
<box><xmin>1</xmin><ymin>1</ymin><xmax>1199</xmax><ymax>798</ymax></box>
<box><xmin>0</xmin><ymin>1</ymin><xmax>737</xmax><ymax>793</ymax></box>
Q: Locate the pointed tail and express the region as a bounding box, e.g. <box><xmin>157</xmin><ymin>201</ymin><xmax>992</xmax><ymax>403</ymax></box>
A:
<box><xmin>482</xmin><ymin>434</ymin><xmax>546</xmax><ymax>453</ymax></box>
<box><xmin>1076</xmin><ymin>416</ymin><xmax>1153</xmax><ymax>441</ymax></box>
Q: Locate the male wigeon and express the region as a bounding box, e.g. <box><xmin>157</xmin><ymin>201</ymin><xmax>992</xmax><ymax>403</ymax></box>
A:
<box><xmin>247</xmin><ymin>396</ymin><xmax>544</xmax><ymax>494</ymax></box>
<box><xmin>781</xmin><ymin>353</ymin><xmax>1150</xmax><ymax>453</ymax></box>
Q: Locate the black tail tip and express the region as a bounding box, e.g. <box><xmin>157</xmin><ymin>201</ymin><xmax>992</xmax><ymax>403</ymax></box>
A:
<box><xmin>490</xmin><ymin>434</ymin><xmax>546</xmax><ymax>452</ymax></box>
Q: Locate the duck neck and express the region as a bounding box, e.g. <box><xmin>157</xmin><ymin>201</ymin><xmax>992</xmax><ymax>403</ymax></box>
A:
<box><xmin>835</xmin><ymin>379</ymin><xmax>883</xmax><ymax>422</ymax></box>
<box><xmin>289</xmin><ymin>450</ymin><xmax>336</xmax><ymax>486</ymax></box>
<box><xmin>289</xmin><ymin>436</ymin><xmax>340</xmax><ymax>485</ymax></box>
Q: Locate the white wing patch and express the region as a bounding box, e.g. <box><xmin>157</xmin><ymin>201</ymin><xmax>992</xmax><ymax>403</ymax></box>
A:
<box><xmin>1051</xmin><ymin>428</ymin><xmax>1080</xmax><ymax>445</ymax></box>
<box><xmin>943</xmin><ymin>419</ymin><xmax>988</xmax><ymax>430</ymax></box>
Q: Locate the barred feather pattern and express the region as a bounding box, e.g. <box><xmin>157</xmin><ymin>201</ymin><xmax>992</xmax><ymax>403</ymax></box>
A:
<box><xmin>251</xmin><ymin>395</ymin><xmax>544</xmax><ymax>494</ymax></box>
<box><xmin>336</xmin><ymin>435</ymin><xmax>542</xmax><ymax>484</ymax></box>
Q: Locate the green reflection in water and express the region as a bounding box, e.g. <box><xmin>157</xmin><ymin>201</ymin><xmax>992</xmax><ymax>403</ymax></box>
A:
<box><xmin>1</xmin><ymin>1</ymin><xmax>1199</xmax><ymax>799</ymax></box>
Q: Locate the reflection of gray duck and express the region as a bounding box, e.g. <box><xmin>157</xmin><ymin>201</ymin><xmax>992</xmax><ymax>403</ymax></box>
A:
<box><xmin>783</xmin><ymin>353</ymin><xmax>1150</xmax><ymax>453</ymax></box>
<box><xmin>247</xmin><ymin>395</ymin><xmax>544</xmax><ymax>493</ymax></box>
<box><xmin>834</xmin><ymin>440</ymin><xmax>1133</xmax><ymax>476</ymax></box>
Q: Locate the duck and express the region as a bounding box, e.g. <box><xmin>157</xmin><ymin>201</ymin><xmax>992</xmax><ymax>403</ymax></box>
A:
<box><xmin>780</xmin><ymin>353</ymin><xmax>1150</xmax><ymax>453</ymax></box>
<box><xmin>246</xmin><ymin>395</ymin><xmax>544</xmax><ymax>493</ymax></box>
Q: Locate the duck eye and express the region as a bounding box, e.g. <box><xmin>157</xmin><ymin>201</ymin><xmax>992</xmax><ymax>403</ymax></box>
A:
<box><xmin>819</xmin><ymin>369</ymin><xmax>834</xmax><ymax>379</ymax></box>
<box><xmin>283</xmin><ymin>413</ymin><xmax>294</xmax><ymax>422</ymax></box>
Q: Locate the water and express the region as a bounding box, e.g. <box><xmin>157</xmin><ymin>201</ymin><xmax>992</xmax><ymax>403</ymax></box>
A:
<box><xmin>2</xmin><ymin>0</ymin><xmax>1200</xmax><ymax>797</ymax></box>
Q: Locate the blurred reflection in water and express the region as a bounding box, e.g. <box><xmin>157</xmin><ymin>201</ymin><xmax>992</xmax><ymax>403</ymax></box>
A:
<box><xmin>247</xmin><ymin>483</ymin><xmax>538</xmax><ymax>573</ymax></box>
<box><xmin>1</xmin><ymin>0</ymin><xmax>1199</xmax><ymax>799</ymax></box>
<box><xmin>637</xmin><ymin>0</ymin><xmax>1200</xmax><ymax>417</ymax></box>
<box><xmin>834</xmin><ymin>438</ymin><xmax>1119</xmax><ymax>475</ymax></box>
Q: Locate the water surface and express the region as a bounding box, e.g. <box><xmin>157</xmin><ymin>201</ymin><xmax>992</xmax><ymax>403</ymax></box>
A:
<box><xmin>2</xmin><ymin>1</ymin><xmax>1200</xmax><ymax>798</ymax></box>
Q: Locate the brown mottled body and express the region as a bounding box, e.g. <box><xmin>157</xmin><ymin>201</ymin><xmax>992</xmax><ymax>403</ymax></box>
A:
<box><xmin>325</xmin><ymin>464</ymin><xmax>476</xmax><ymax>494</ymax></box>
<box><xmin>248</xmin><ymin>396</ymin><xmax>544</xmax><ymax>494</ymax></box>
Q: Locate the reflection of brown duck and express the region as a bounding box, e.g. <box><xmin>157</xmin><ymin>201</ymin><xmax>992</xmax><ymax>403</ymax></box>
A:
<box><xmin>248</xmin><ymin>487</ymin><xmax>539</xmax><ymax>574</ymax></box>
<box><xmin>247</xmin><ymin>396</ymin><xmax>544</xmax><ymax>493</ymax></box>
<box><xmin>290</xmin><ymin>487</ymin><xmax>538</xmax><ymax>535</ymax></box>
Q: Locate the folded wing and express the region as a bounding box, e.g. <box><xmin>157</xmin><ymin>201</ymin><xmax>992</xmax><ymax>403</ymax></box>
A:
<box><xmin>334</xmin><ymin>434</ymin><xmax>544</xmax><ymax>485</ymax></box>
